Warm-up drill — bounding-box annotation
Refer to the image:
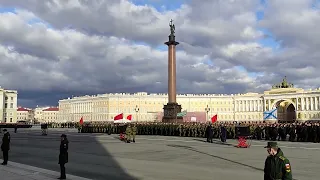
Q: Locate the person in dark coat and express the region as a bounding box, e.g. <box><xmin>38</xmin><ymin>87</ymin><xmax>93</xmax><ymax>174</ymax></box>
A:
<box><xmin>14</xmin><ymin>125</ymin><xmax>17</xmax><ymax>133</ymax></box>
<box><xmin>220</xmin><ymin>125</ymin><xmax>227</xmax><ymax>142</ymax></box>
<box><xmin>206</xmin><ymin>123</ymin><xmax>213</xmax><ymax>143</ymax></box>
<box><xmin>1</xmin><ymin>129</ymin><xmax>10</xmax><ymax>165</ymax></box>
<box><xmin>264</xmin><ymin>142</ymin><xmax>292</xmax><ymax>180</ymax></box>
<box><xmin>58</xmin><ymin>134</ymin><xmax>69</xmax><ymax>179</ymax></box>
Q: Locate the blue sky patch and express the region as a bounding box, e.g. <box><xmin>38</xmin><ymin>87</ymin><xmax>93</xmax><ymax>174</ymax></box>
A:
<box><xmin>131</xmin><ymin>0</ymin><xmax>187</xmax><ymax>12</ymax></box>
<box><xmin>0</xmin><ymin>7</ymin><xmax>16</xmax><ymax>13</ymax></box>
<box><xmin>235</xmin><ymin>65</ymin><xmax>262</xmax><ymax>78</ymax></box>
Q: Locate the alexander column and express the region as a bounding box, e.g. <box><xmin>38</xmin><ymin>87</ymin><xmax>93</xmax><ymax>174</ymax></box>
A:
<box><xmin>162</xmin><ymin>19</ymin><xmax>183</xmax><ymax>123</ymax></box>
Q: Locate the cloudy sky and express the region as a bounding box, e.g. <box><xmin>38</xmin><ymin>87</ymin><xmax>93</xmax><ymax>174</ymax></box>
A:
<box><xmin>0</xmin><ymin>0</ymin><xmax>319</xmax><ymax>107</ymax></box>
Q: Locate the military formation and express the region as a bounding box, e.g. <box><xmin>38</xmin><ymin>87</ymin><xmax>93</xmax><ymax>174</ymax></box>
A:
<box><xmin>46</xmin><ymin>121</ymin><xmax>320</xmax><ymax>143</ymax></box>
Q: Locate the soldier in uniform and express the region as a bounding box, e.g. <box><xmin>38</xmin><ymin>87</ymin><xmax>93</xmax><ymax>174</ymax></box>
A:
<box><xmin>220</xmin><ymin>125</ymin><xmax>227</xmax><ymax>142</ymax></box>
<box><xmin>126</xmin><ymin>124</ymin><xmax>132</xmax><ymax>143</ymax></box>
<box><xmin>206</xmin><ymin>123</ymin><xmax>213</xmax><ymax>143</ymax></box>
<box><xmin>264</xmin><ymin>142</ymin><xmax>292</xmax><ymax>180</ymax></box>
<box><xmin>131</xmin><ymin>124</ymin><xmax>137</xmax><ymax>143</ymax></box>
<box><xmin>1</xmin><ymin>129</ymin><xmax>10</xmax><ymax>165</ymax></box>
<box><xmin>58</xmin><ymin>134</ymin><xmax>69</xmax><ymax>179</ymax></box>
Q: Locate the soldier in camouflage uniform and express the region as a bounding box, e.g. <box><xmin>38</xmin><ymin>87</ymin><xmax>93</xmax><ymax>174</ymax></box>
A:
<box><xmin>126</xmin><ymin>124</ymin><xmax>132</xmax><ymax>143</ymax></box>
<box><xmin>131</xmin><ymin>124</ymin><xmax>137</xmax><ymax>143</ymax></box>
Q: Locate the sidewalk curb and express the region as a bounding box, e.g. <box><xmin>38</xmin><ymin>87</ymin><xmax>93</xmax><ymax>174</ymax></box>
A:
<box><xmin>0</xmin><ymin>159</ymin><xmax>92</xmax><ymax>180</ymax></box>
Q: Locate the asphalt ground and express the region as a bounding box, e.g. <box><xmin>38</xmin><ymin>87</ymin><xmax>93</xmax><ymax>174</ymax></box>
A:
<box><xmin>3</xmin><ymin>128</ymin><xmax>319</xmax><ymax>180</ymax></box>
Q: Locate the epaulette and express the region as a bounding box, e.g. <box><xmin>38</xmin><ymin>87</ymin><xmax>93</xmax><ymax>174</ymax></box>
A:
<box><xmin>279</xmin><ymin>156</ymin><xmax>286</xmax><ymax>161</ymax></box>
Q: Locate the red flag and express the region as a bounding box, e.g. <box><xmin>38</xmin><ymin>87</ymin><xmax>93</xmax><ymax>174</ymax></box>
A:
<box><xmin>211</xmin><ymin>114</ymin><xmax>218</xmax><ymax>123</ymax></box>
<box><xmin>79</xmin><ymin>117</ymin><xmax>84</xmax><ymax>125</ymax></box>
<box><xmin>114</xmin><ymin>113</ymin><xmax>123</xmax><ymax>121</ymax></box>
<box><xmin>126</xmin><ymin>115</ymin><xmax>132</xmax><ymax>120</ymax></box>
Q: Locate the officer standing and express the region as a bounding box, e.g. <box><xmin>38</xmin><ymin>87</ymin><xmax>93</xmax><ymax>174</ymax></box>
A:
<box><xmin>264</xmin><ymin>142</ymin><xmax>292</xmax><ymax>180</ymax></box>
<box><xmin>58</xmin><ymin>134</ymin><xmax>69</xmax><ymax>179</ymax></box>
<box><xmin>1</xmin><ymin>129</ymin><xmax>10</xmax><ymax>165</ymax></box>
<box><xmin>220</xmin><ymin>125</ymin><xmax>227</xmax><ymax>142</ymax></box>
<box><xmin>14</xmin><ymin>124</ymin><xmax>18</xmax><ymax>133</ymax></box>
<box><xmin>126</xmin><ymin>124</ymin><xmax>132</xmax><ymax>143</ymax></box>
<box><xmin>131</xmin><ymin>124</ymin><xmax>137</xmax><ymax>143</ymax></box>
<box><xmin>206</xmin><ymin>123</ymin><xmax>213</xmax><ymax>143</ymax></box>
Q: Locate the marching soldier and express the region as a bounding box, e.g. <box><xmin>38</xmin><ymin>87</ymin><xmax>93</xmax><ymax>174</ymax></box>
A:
<box><xmin>264</xmin><ymin>142</ymin><xmax>292</xmax><ymax>180</ymax></box>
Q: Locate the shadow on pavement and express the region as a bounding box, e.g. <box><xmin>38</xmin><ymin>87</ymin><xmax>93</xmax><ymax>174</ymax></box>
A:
<box><xmin>192</xmin><ymin>138</ymin><xmax>234</xmax><ymax>146</ymax></box>
<box><xmin>168</xmin><ymin>143</ymin><xmax>263</xmax><ymax>171</ymax></box>
<box><xmin>168</xmin><ymin>144</ymin><xmax>301</xmax><ymax>180</ymax></box>
<box><xmin>7</xmin><ymin>128</ymin><xmax>138</xmax><ymax>180</ymax></box>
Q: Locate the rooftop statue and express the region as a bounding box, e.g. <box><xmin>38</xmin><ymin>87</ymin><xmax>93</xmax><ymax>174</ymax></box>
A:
<box><xmin>169</xmin><ymin>19</ymin><xmax>175</xmax><ymax>36</ymax></box>
<box><xmin>272</xmin><ymin>76</ymin><xmax>294</xmax><ymax>89</ymax></box>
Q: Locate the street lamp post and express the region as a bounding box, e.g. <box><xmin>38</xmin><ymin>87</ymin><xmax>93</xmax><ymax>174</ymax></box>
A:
<box><xmin>205</xmin><ymin>105</ymin><xmax>210</xmax><ymax>122</ymax></box>
<box><xmin>135</xmin><ymin>105</ymin><xmax>140</xmax><ymax>122</ymax></box>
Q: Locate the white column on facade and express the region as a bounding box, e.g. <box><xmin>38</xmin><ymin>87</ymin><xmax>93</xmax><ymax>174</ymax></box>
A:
<box><xmin>252</xmin><ymin>100</ymin><xmax>255</xmax><ymax>111</ymax></box>
<box><xmin>248</xmin><ymin>100</ymin><xmax>250</xmax><ymax>111</ymax></box>
<box><xmin>268</xmin><ymin>99</ymin><xmax>271</xmax><ymax>111</ymax></box>
<box><xmin>263</xmin><ymin>99</ymin><xmax>266</xmax><ymax>111</ymax></box>
<box><xmin>316</xmin><ymin>97</ymin><xmax>319</xmax><ymax>110</ymax></box>
<box><xmin>306</xmin><ymin>97</ymin><xmax>309</xmax><ymax>111</ymax></box>
<box><xmin>243</xmin><ymin>101</ymin><xmax>245</xmax><ymax>112</ymax></box>
<box><xmin>311</xmin><ymin>97</ymin><xmax>314</xmax><ymax>111</ymax></box>
<box><xmin>246</xmin><ymin>100</ymin><xmax>248</xmax><ymax>112</ymax></box>
<box><xmin>295</xmin><ymin>98</ymin><xmax>298</xmax><ymax>111</ymax></box>
<box><xmin>251</xmin><ymin>100</ymin><xmax>254</xmax><ymax>111</ymax></box>
<box><xmin>241</xmin><ymin>101</ymin><xmax>243</xmax><ymax>112</ymax></box>
<box><xmin>234</xmin><ymin>101</ymin><xmax>237</xmax><ymax>112</ymax></box>
<box><xmin>301</xmin><ymin>97</ymin><xmax>305</xmax><ymax>111</ymax></box>
<box><xmin>318</xmin><ymin>96</ymin><xmax>320</xmax><ymax>110</ymax></box>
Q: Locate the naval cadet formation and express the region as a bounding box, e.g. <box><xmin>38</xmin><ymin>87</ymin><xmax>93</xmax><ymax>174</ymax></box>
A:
<box><xmin>45</xmin><ymin>121</ymin><xmax>320</xmax><ymax>143</ymax></box>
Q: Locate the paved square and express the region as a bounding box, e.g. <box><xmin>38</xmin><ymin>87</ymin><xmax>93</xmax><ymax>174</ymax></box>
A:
<box><xmin>8</xmin><ymin>129</ymin><xmax>320</xmax><ymax>180</ymax></box>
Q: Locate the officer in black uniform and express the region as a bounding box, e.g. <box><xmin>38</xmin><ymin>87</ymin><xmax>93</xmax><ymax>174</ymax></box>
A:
<box><xmin>206</xmin><ymin>123</ymin><xmax>213</xmax><ymax>143</ymax></box>
<box><xmin>58</xmin><ymin>134</ymin><xmax>69</xmax><ymax>179</ymax></box>
<box><xmin>14</xmin><ymin>124</ymin><xmax>18</xmax><ymax>133</ymax></box>
<box><xmin>1</xmin><ymin>129</ymin><xmax>10</xmax><ymax>165</ymax></box>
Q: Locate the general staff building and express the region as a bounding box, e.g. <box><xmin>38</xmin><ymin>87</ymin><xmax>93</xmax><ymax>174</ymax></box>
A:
<box><xmin>58</xmin><ymin>78</ymin><xmax>320</xmax><ymax>123</ymax></box>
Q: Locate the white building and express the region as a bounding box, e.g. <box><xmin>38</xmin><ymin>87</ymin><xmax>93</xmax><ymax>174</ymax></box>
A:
<box><xmin>57</xmin><ymin>78</ymin><xmax>320</xmax><ymax>122</ymax></box>
<box><xmin>33</xmin><ymin>106</ymin><xmax>50</xmax><ymax>122</ymax></box>
<box><xmin>17</xmin><ymin>107</ymin><xmax>33</xmax><ymax>121</ymax></box>
<box><xmin>0</xmin><ymin>87</ymin><xmax>18</xmax><ymax>123</ymax></box>
<box><xmin>42</xmin><ymin>107</ymin><xmax>59</xmax><ymax>122</ymax></box>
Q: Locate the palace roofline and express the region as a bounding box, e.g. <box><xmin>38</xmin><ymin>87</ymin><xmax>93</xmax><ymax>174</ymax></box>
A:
<box><xmin>58</xmin><ymin>87</ymin><xmax>320</xmax><ymax>102</ymax></box>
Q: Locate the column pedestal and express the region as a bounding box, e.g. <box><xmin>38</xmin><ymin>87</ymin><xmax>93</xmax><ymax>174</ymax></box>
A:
<box><xmin>162</xmin><ymin>102</ymin><xmax>183</xmax><ymax>123</ymax></box>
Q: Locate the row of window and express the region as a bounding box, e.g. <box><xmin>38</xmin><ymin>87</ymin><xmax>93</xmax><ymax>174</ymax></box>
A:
<box><xmin>3</xmin><ymin>118</ymin><xmax>13</xmax><ymax>123</ymax></box>
<box><xmin>4</xmin><ymin>103</ymin><xmax>14</xmax><ymax>109</ymax></box>
<box><xmin>4</xmin><ymin>96</ymin><xmax>14</xmax><ymax>101</ymax></box>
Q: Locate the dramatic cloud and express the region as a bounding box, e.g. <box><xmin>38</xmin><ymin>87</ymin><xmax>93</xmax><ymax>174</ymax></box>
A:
<box><xmin>0</xmin><ymin>0</ymin><xmax>319</xmax><ymax>106</ymax></box>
